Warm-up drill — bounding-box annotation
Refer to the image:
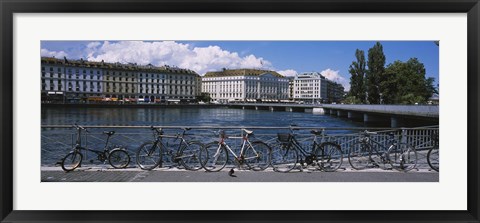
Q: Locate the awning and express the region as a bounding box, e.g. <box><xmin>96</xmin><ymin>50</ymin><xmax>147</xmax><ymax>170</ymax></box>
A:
<box><xmin>167</xmin><ymin>99</ymin><xmax>180</xmax><ymax>102</ymax></box>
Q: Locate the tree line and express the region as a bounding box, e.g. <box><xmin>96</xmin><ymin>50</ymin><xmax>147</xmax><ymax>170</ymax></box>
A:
<box><xmin>345</xmin><ymin>42</ymin><xmax>437</xmax><ymax>105</ymax></box>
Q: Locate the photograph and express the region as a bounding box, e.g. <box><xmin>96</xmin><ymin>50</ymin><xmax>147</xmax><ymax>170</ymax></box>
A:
<box><xmin>40</xmin><ymin>40</ymin><xmax>440</xmax><ymax>182</ymax></box>
<box><xmin>2</xmin><ymin>1</ymin><xmax>478</xmax><ymax>221</ymax></box>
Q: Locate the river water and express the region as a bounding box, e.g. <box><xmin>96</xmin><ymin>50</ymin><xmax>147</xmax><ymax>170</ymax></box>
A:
<box><xmin>41</xmin><ymin>106</ymin><xmax>363</xmax><ymax>128</ymax></box>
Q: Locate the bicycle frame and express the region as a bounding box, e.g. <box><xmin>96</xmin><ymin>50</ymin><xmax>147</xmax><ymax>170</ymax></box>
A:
<box><xmin>150</xmin><ymin>130</ymin><xmax>192</xmax><ymax>160</ymax></box>
<box><xmin>211</xmin><ymin>131</ymin><xmax>260</xmax><ymax>163</ymax></box>
<box><xmin>284</xmin><ymin>128</ymin><xmax>323</xmax><ymax>157</ymax></box>
<box><xmin>366</xmin><ymin>136</ymin><xmax>397</xmax><ymax>157</ymax></box>
<box><xmin>216</xmin><ymin>136</ymin><xmax>253</xmax><ymax>160</ymax></box>
<box><xmin>72</xmin><ymin>127</ymin><xmax>111</xmax><ymax>159</ymax></box>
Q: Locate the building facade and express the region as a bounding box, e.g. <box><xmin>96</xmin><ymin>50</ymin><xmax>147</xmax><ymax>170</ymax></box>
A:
<box><xmin>202</xmin><ymin>69</ymin><xmax>289</xmax><ymax>103</ymax></box>
<box><xmin>293</xmin><ymin>72</ymin><xmax>327</xmax><ymax>103</ymax></box>
<box><xmin>287</xmin><ymin>76</ymin><xmax>294</xmax><ymax>101</ymax></box>
<box><xmin>326</xmin><ymin>81</ymin><xmax>345</xmax><ymax>103</ymax></box>
<box><xmin>292</xmin><ymin>72</ymin><xmax>344</xmax><ymax>104</ymax></box>
<box><xmin>41</xmin><ymin>57</ymin><xmax>200</xmax><ymax>103</ymax></box>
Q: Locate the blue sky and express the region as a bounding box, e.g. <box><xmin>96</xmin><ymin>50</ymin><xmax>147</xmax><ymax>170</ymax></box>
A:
<box><xmin>41</xmin><ymin>41</ymin><xmax>439</xmax><ymax>90</ymax></box>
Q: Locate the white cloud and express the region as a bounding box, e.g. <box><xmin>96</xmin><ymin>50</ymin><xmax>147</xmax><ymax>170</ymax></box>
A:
<box><xmin>85</xmin><ymin>41</ymin><xmax>273</xmax><ymax>75</ymax></box>
<box><xmin>41</xmin><ymin>48</ymin><xmax>68</xmax><ymax>58</ymax></box>
<box><xmin>87</xmin><ymin>41</ymin><xmax>101</xmax><ymax>49</ymax></box>
<box><xmin>277</xmin><ymin>69</ymin><xmax>298</xmax><ymax>77</ymax></box>
<box><xmin>320</xmin><ymin>68</ymin><xmax>350</xmax><ymax>91</ymax></box>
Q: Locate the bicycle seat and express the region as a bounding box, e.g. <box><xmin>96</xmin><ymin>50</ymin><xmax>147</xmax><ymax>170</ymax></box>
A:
<box><xmin>243</xmin><ymin>129</ymin><xmax>253</xmax><ymax>135</ymax></box>
<box><xmin>184</xmin><ymin>128</ymin><xmax>192</xmax><ymax>131</ymax></box>
<box><xmin>310</xmin><ymin>130</ymin><xmax>322</xmax><ymax>135</ymax></box>
<box><xmin>103</xmin><ymin>131</ymin><xmax>115</xmax><ymax>136</ymax></box>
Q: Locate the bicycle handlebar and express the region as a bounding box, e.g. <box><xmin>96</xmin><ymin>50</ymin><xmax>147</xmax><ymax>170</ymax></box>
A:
<box><xmin>150</xmin><ymin>126</ymin><xmax>164</xmax><ymax>135</ymax></box>
<box><xmin>73</xmin><ymin>124</ymin><xmax>89</xmax><ymax>133</ymax></box>
<box><xmin>363</xmin><ymin>130</ymin><xmax>377</xmax><ymax>135</ymax></box>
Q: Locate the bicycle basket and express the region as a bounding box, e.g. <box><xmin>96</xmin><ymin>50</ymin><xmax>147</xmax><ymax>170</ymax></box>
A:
<box><xmin>277</xmin><ymin>133</ymin><xmax>292</xmax><ymax>143</ymax></box>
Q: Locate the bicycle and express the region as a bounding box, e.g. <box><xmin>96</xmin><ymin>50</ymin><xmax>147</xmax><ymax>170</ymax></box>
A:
<box><xmin>136</xmin><ymin>126</ymin><xmax>204</xmax><ymax>171</ymax></box>
<box><xmin>348</xmin><ymin>130</ymin><xmax>417</xmax><ymax>172</ymax></box>
<box><xmin>61</xmin><ymin>124</ymin><xmax>131</xmax><ymax>172</ymax></box>
<box><xmin>427</xmin><ymin>133</ymin><xmax>439</xmax><ymax>172</ymax></box>
<box><xmin>270</xmin><ymin>125</ymin><xmax>343</xmax><ymax>173</ymax></box>
<box><xmin>199</xmin><ymin>129</ymin><xmax>271</xmax><ymax>172</ymax></box>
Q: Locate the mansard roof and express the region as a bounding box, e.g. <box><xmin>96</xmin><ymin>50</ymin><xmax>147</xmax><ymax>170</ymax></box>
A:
<box><xmin>204</xmin><ymin>68</ymin><xmax>284</xmax><ymax>78</ymax></box>
<box><xmin>40</xmin><ymin>57</ymin><xmax>199</xmax><ymax>75</ymax></box>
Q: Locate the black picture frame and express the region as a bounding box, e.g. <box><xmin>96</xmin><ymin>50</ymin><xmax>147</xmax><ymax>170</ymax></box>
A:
<box><xmin>1</xmin><ymin>0</ymin><xmax>479</xmax><ymax>222</ymax></box>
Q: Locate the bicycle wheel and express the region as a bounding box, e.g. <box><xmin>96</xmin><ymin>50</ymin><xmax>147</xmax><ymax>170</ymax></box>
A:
<box><xmin>178</xmin><ymin>141</ymin><xmax>204</xmax><ymax>171</ymax></box>
<box><xmin>316</xmin><ymin>142</ymin><xmax>343</xmax><ymax>172</ymax></box>
<box><xmin>348</xmin><ymin>142</ymin><xmax>371</xmax><ymax>170</ymax></box>
<box><xmin>136</xmin><ymin>142</ymin><xmax>162</xmax><ymax>170</ymax></box>
<box><xmin>271</xmin><ymin>143</ymin><xmax>298</xmax><ymax>173</ymax></box>
<box><xmin>427</xmin><ymin>146</ymin><xmax>439</xmax><ymax>172</ymax></box>
<box><xmin>389</xmin><ymin>143</ymin><xmax>417</xmax><ymax>172</ymax></box>
<box><xmin>199</xmin><ymin>142</ymin><xmax>228</xmax><ymax>172</ymax></box>
<box><xmin>108</xmin><ymin>149</ymin><xmax>130</xmax><ymax>169</ymax></box>
<box><xmin>244</xmin><ymin>141</ymin><xmax>271</xmax><ymax>171</ymax></box>
<box><xmin>61</xmin><ymin>151</ymin><xmax>83</xmax><ymax>172</ymax></box>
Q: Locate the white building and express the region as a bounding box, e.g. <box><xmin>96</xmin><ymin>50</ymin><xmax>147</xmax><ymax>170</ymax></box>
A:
<box><xmin>42</xmin><ymin>57</ymin><xmax>104</xmax><ymax>103</ymax></box>
<box><xmin>202</xmin><ymin>69</ymin><xmax>289</xmax><ymax>103</ymax></box>
<box><xmin>134</xmin><ymin>65</ymin><xmax>198</xmax><ymax>103</ymax></box>
<box><xmin>293</xmin><ymin>72</ymin><xmax>345</xmax><ymax>103</ymax></box>
<box><xmin>293</xmin><ymin>72</ymin><xmax>328</xmax><ymax>103</ymax></box>
<box><xmin>41</xmin><ymin>57</ymin><xmax>200</xmax><ymax>103</ymax></box>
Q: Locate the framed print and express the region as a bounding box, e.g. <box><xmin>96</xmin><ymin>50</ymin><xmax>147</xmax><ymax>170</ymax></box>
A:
<box><xmin>1</xmin><ymin>0</ymin><xmax>479</xmax><ymax>222</ymax></box>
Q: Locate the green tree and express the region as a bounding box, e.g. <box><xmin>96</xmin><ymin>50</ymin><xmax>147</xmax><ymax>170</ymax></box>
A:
<box><xmin>348</xmin><ymin>49</ymin><xmax>366</xmax><ymax>103</ymax></box>
<box><xmin>342</xmin><ymin>95</ymin><xmax>362</xmax><ymax>104</ymax></box>
<box><xmin>366</xmin><ymin>42</ymin><xmax>386</xmax><ymax>104</ymax></box>
<box><xmin>383</xmin><ymin>58</ymin><xmax>436</xmax><ymax>104</ymax></box>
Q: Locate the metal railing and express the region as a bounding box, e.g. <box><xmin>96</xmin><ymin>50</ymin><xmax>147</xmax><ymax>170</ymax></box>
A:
<box><xmin>41</xmin><ymin>125</ymin><xmax>439</xmax><ymax>170</ymax></box>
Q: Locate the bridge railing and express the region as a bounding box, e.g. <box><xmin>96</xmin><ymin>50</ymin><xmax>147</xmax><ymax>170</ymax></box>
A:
<box><xmin>41</xmin><ymin>125</ymin><xmax>439</xmax><ymax>170</ymax></box>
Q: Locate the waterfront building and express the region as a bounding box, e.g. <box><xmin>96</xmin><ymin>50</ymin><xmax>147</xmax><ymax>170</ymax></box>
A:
<box><xmin>292</xmin><ymin>72</ymin><xmax>344</xmax><ymax>104</ymax></box>
<box><xmin>41</xmin><ymin>57</ymin><xmax>67</xmax><ymax>103</ymax></box>
<box><xmin>326</xmin><ymin>81</ymin><xmax>345</xmax><ymax>103</ymax></box>
<box><xmin>102</xmin><ymin>62</ymin><xmax>137</xmax><ymax>102</ymax></box>
<box><xmin>287</xmin><ymin>76</ymin><xmax>294</xmax><ymax>101</ymax></box>
<box><xmin>42</xmin><ymin>57</ymin><xmax>105</xmax><ymax>103</ymax></box>
<box><xmin>41</xmin><ymin>57</ymin><xmax>200</xmax><ymax>103</ymax></box>
<box><xmin>293</xmin><ymin>72</ymin><xmax>327</xmax><ymax>103</ymax></box>
<box><xmin>202</xmin><ymin>69</ymin><xmax>289</xmax><ymax>103</ymax></box>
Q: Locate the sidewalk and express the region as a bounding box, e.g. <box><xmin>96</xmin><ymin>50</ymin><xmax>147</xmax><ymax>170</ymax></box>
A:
<box><xmin>41</xmin><ymin>166</ymin><xmax>439</xmax><ymax>182</ymax></box>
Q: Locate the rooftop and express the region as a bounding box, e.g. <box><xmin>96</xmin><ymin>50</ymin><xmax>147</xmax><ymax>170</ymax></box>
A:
<box><xmin>41</xmin><ymin>57</ymin><xmax>199</xmax><ymax>75</ymax></box>
<box><xmin>204</xmin><ymin>68</ymin><xmax>285</xmax><ymax>78</ymax></box>
<box><xmin>295</xmin><ymin>72</ymin><xmax>326</xmax><ymax>79</ymax></box>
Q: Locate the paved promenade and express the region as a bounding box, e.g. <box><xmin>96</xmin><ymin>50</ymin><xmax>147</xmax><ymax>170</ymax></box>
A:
<box><xmin>41</xmin><ymin>166</ymin><xmax>439</xmax><ymax>182</ymax></box>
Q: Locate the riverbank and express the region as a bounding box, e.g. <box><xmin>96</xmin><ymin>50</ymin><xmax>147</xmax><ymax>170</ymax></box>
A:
<box><xmin>42</xmin><ymin>103</ymin><xmax>228</xmax><ymax>109</ymax></box>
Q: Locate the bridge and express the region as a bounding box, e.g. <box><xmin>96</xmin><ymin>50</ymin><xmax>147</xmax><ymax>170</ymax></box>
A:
<box><xmin>227</xmin><ymin>103</ymin><xmax>439</xmax><ymax>127</ymax></box>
